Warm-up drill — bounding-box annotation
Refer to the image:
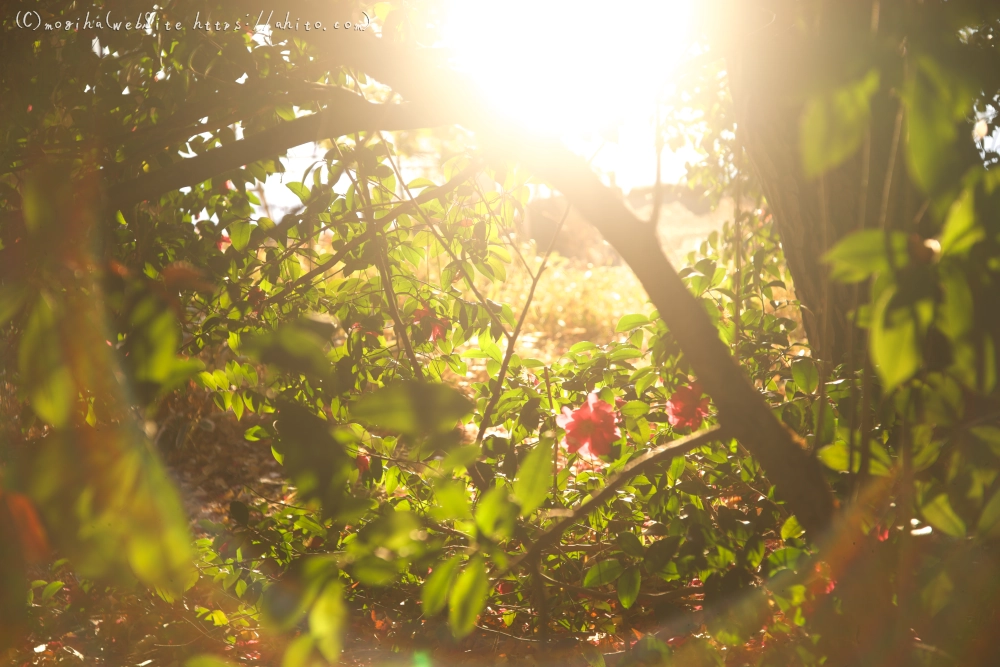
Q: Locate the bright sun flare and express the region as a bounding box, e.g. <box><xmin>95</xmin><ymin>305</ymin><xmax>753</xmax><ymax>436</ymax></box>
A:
<box><xmin>441</xmin><ymin>0</ymin><xmax>697</xmax><ymax>190</ymax></box>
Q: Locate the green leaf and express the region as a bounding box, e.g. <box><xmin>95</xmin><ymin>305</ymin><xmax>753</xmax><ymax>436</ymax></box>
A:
<box><xmin>513</xmin><ymin>440</ymin><xmax>553</xmax><ymax>516</ymax></box>
<box><xmin>432</xmin><ymin>479</ymin><xmax>473</xmax><ymax>521</ymax></box>
<box><xmin>18</xmin><ymin>296</ymin><xmax>73</xmax><ymax>427</ymax></box>
<box><xmin>767</xmin><ymin>547</ymin><xmax>803</xmax><ymax>575</ymax></box>
<box><xmin>475</xmin><ymin>487</ymin><xmax>516</xmax><ymax>541</ymax></box>
<box><xmin>921</xmin><ymin>494</ymin><xmax>966</xmax><ymax>538</ymax></box>
<box><xmin>971</xmin><ymin>426</ymin><xmax>1000</xmax><ymax>457</ymax></box>
<box><xmin>800</xmin><ymin>69</ymin><xmax>880</xmax><ymax>178</ymax></box>
<box><xmin>273</xmin><ymin>403</ymin><xmax>351</xmax><ymax>512</ymax></box>
<box><xmin>616</xmin><ymin>532</ymin><xmax>646</xmax><ymax>559</ymax></box>
<box><xmin>351</xmin><ymin>556</ymin><xmax>398</xmax><ymax>586</ymax></box>
<box><xmin>616</xmin><ymin>314</ymin><xmax>650</xmax><ymax>332</ymax></box>
<box><xmin>742</xmin><ymin>535</ymin><xmax>766</xmax><ymax>569</ymax></box>
<box><xmin>423</xmin><ymin>555</ymin><xmax>462</xmax><ymax>616</ymax></box>
<box><xmin>905</xmin><ymin>56</ymin><xmax>976</xmax><ymax>193</ymax></box>
<box><xmin>583</xmin><ymin>560</ymin><xmax>625</xmax><ymax>587</ymax></box>
<box><xmin>352</xmin><ymin>381</ymin><xmax>473</xmax><ymax>436</ymax></box>
<box><xmin>780</xmin><ymin>516</ymin><xmax>805</xmax><ymax>541</ymax></box>
<box><xmin>448</xmin><ymin>556</ymin><xmax>489</xmax><ymax>638</ymax></box>
<box><xmin>823</xmin><ymin>230</ymin><xmax>909</xmax><ymax>283</ymax></box>
<box><xmin>921</xmin><ymin>571</ymin><xmax>953</xmax><ymax>617</ymax></box>
<box><xmin>229</xmin><ymin>221</ymin><xmax>251</xmax><ymax>252</ymax></box>
<box><xmin>477</xmin><ymin>333</ymin><xmax>503</xmax><ymax>364</ymax></box>
<box><xmin>939</xmin><ymin>187</ymin><xmax>983</xmax><ymax>256</ymax></box>
<box><xmin>817</xmin><ymin>439</ymin><xmax>892</xmax><ymax>476</ymax></box>
<box><xmin>0</xmin><ymin>284</ymin><xmax>26</xmax><ymax>327</ymax></box>
<box><xmin>40</xmin><ymin>581</ymin><xmax>64</xmax><ymax>600</ymax></box>
<box><xmin>790</xmin><ymin>358</ymin><xmax>818</xmax><ymax>394</ymax></box>
<box><xmin>870</xmin><ymin>286</ymin><xmax>922</xmax><ymax>392</ymax></box>
<box><xmin>938</xmin><ymin>269</ymin><xmax>975</xmax><ymax>343</ymax></box>
<box><xmin>583</xmin><ymin>647</ymin><xmax>608</xmax><ymax>667</ymax></box>
<box><xmin>977</xmin><ymin>488</ymin><xmax>1000</xmax><ymax>538</ymax></box>
<box><xmin>186</xmin><ymin>656</ymin><xmax>239</xmax><ymax>667</ymax></box>
<box><xmin>620</xmin><ymin>400</ymin><xmax>650</xmax><ymax>418</ymax></box>
<box><xmin>286</xmin><ymin>181</ymin><xmax>310</xmax><ymax>203</ymax></box>
<box><xmin>817</xmin><ymin>441</ymin><xmax>854</xmax><ymax>473</ymax></box>
<box><xmin>644</xmin><ymin>536</ymin><xmax>681</xmax><ymax>573</ymax></box>
<box><xmin>244</xmin><ymin>319</ymin><xmax>336</xmax><ymax>383</ymax></box>
<box><xmin>281</xmin><ymin>635</ymin><xmax>316</xmax><ymax>667</ymax></box>
<box><xmin>228</xmin><ymin>500</ymin><xmax>250</xmax><ymax>526</ymax></box>
<box><xmin>617</xmin><ymin>566</ymin><xmax>641</xmax><ymax>609</ymax></box>
<box><xmin>309</xmin><ymin>581</ymin><xmax>345</xmax><ymax>661</ymax></box>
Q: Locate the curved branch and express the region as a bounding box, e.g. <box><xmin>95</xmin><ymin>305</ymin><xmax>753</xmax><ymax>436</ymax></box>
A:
<box><xmin>107</xmin><ymin>98</ymin><xmax>453</xmax><ymax>211</ymax></box>
<box><xmin>507</xmin><ymin>426</ymin><xmax>725</xmax><ymax>574</ymax></box>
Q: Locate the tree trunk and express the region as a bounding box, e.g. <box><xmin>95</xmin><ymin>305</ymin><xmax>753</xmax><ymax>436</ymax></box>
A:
<box><xmin>723</xmin><ymin>2</ymin><xmax>924</xmax><ymax>364</ymax></box>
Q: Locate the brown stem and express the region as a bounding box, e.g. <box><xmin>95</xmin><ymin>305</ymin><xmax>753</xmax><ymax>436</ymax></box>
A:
<box><xmin>848</xmin><ymin>128</ymin><xmax>872</xmax><ymax>496</ymax></box>
<box><xmin>733</xmin><ymin>141</ymin><xmax>744</xmax><ymax>357</ymax></box>
<box><xmin>107</xmin><ymin>99</ymin><xmax>451</xmax><ymax>212</ymax></box>
<box><xmin>377</xmin><ymin>137</ymin><xmax>513</xmax><ymax>343</ymax></box>
<box><xmin>342</xmin><ymin>142</ymin><xmax>424</xmax><ymax>380</ymax></box>
<box><xmin>815</xmin><ymin>175</ymin><xmax>831</xmax><ymax>449</ymax></box>
<box><xmin>475</xmin><ymin>201</ymin><xmax>571</xmax><ymax>444</ymax></box>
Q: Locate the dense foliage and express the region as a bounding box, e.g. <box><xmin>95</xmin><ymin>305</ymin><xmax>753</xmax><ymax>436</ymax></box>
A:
<box><xmin>5</xmin><ymin>1</ymin><xmax>1000</xmax><ymax>666</ymax></box>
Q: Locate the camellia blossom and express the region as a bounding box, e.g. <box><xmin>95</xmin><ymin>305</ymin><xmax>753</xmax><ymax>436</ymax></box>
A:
<box><xmin>556</xmin><ymin>392</ymin><xmax>620</xmax><ymax>457</ymax></box>
<box><xmin>412</xmin><ymin>307</ymin><xmax>448</xmax><ymax>342</ymax></box>
<box><xmin>356</xmin><ymin>454</ymin><xmax>370</xmax><ymax>475</ymax></box>
<box><xmin>666</xmin><ymin>382</ymin><xmax>710</xmax><ymax>430</ymax></box>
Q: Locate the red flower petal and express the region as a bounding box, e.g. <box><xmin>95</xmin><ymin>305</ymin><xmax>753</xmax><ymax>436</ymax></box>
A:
<box><xmin>666</xmin><ymin>382</ymin><xmax>710</xmax><ymax>430</ymax></box>
<box><xmin>557</xmin><ymin>393</ymin><xmax>620</xmax><ymax>457</ymax></box>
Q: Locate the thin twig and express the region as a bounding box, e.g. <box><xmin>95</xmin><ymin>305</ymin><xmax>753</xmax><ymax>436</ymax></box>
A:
<box><xmin>377</xmin><ymin>133</ymin><xmax>513</xmax><ymax>343</ymax></box>
<box><xmin>847</xmin><ymin>127</ymin><xmax>872</xmax><ymax>496</ymax></box>
<box><xmin>337</xmin><ymin>141</ymin><xmax>424</xmax><ymax>379</ymax></box>
<box><xmin>815</xmin><ymin>175</ymin><xmax>831</xmax><ymax>449</ymax></box>
<box><xmin>475</xmin><ymin>201</ymin><xmax>572</xmax><ymax>444</ymax></box>
<box><xmin>733</xmin><ymin>140</ymin><xmax>743</xmax><ymax>357</ymax></box>
<box><xmin>651</xmin><ymin>103</ymin><xmax>665</xmax><ymax>226</ymax></box>
<box><xmin>474</xmin><ymin>180</ymin><xmax>536</xmax><ymax>280</ymax></box>
<box><xmin>861</xmin><ymin>104</ymin><xmax>905</xmax><ymax>481</ymax></box>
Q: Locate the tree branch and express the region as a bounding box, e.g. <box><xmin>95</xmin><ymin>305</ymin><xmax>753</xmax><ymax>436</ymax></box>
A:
<box><xmin>506</xmin><ymin>426</ymin><xmax>725</xmax><ymax>574</ymax></box>
<box><xmin>106</xmin><ymin>98</ymin><xmax>453</xmax><ymax>211</ymax></box>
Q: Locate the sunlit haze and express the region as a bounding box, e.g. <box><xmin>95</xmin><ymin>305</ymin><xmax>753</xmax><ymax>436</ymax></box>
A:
<box><xmin>441</xmin><ymin>0</ymin><xmax>699</xmax><ymax>190</ymax></box>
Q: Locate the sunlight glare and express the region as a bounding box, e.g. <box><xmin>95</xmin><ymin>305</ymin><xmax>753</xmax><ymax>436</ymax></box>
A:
<box><xmin>443</xmin><ymin>0</ymin><xmax>695</xmax><ymax>137</ymax></box>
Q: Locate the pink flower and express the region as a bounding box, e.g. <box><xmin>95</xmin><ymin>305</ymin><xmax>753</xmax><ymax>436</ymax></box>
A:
<box><xmin>356</xmin><ymin>454</ymin><xmax>370</xmax><ymax>475</ymax></box>
<box><xmin>556</xmin><ymin>393</ymin><xmax>620</xmax><ymax>457</ymax></box>
<box><xmin>412</xmin><ymin>307</ymin><xmax>448</xmax><ymax>342</ymax></box>
<box><xmin>666</xmin><ymin>382</ymin><xmax>710</xmax><ymax>430</ymax></box>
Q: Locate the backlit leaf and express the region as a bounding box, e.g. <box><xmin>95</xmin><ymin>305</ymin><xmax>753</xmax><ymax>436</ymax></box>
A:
<box><xmin>352</xmin><ymin>381</ymin><xmax>473</xmax><ymax>436</ymax></box>
<box><xmin>583</xmin><ymin>560</ymin><xmax>624</xmax><ymax>587</ymax></box>
<box><xmin>921</xmin><ymin>494</ymin><xmax>966</xmax><ymax>538</ymax></box>
<box><xmin>422</xmin><ymin>555</ymin><xmax>461</xmax><ymax>616</ymax></box>
<box><xmin>513</xmin><ymin>440</ymin><xmax>553</xmax><ymax>516</ymax></box>
<box><xmin>617</xmin><ymin>566</ymin><xmax>641</xmax><ymax>609</ymax></box>
<box><xmin>448</xmin><ymin>556</ymin><xmax>489</xmax><ymax>638</ymax></box>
